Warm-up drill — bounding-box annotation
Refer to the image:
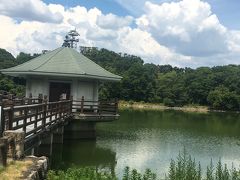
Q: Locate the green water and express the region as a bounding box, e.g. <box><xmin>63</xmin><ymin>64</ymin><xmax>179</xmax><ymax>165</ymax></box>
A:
<box><xmin>51</xmin><ymin>109</ymin><xmax>240</xmax><ymax>178</ymax></box>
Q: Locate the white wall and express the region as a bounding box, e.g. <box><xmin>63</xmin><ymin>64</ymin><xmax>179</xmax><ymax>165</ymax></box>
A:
<box><xmin>26</xmin><ymin>77</ymin><xmax>99</xmax><ymax>101</ymax></box>
<box><xmin>26</xmin><ymin>77</ymin><xmax>49</xmax><ymax>98</ymax></box>
<box><xmin>73</xmin><ymin>81</ymin><xmax>98</xmax><ymax>101</ymax></box>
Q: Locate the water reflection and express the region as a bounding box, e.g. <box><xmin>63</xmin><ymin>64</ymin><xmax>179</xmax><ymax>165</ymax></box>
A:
<box><xmin>51</xmin><ymin>140</ymin><xmax>117</xmax><ymax>176</ymax></box>
<box><xmin>96</xmin><ymin>110</ymin><xmax>240</xmax><ymax>177</ymax></box>
<box><xmin>50</xmin><ymin>109</ymin><xmax>240</xmax><ymax>178</ymax></box>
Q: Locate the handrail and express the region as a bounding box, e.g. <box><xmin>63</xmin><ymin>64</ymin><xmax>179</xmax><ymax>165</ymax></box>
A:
<box><xmin>72</xmin><ymin>96</ymin><xmax>118</xmax><ymax>115</ymax></box>
<box><xmin>1</xmin><ymin>99</ymin><xmax>72</xmax><ymax>139</ymax></box>
<box><xmin>0</xmin><ymin>94</ymin><xmax>118</xmax><ymax>140</ymax></box>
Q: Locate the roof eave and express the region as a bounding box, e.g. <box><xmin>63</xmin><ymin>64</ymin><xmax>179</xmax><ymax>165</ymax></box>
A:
<box><xmin>1</xmin><ymin>71</ymin><xmax>122</xmax><ymax>82</ymax></box>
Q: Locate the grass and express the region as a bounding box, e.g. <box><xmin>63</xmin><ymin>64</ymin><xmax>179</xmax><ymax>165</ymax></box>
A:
<box><xmin>165</xmin><ymin>149</ymin><xmax>240</xmax><ymax>180</ymax></box>
<box><xmin>47</xmin><ymin>150</ymin><xmax>240</xmax><ymax>180</ymax></box>
<box><xmin>0</xmin><ymin>159</ymin><xmax>33</xmax><ymax>180</ymax></box>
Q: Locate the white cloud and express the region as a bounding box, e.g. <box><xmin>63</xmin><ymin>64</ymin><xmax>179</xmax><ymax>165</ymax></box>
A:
<box><xmin>0</xmin><ymin>0</ymin><xmax>63</xmax><ymax>23</ymax></box>
<box><xmin>97</xmin><ymin>13</ymin><xmax>133</xmax><ymax>30</ymax></box>
<box><xmin>136</xmin><ymin>0</ymin><xmax>228</xmax><ymax>57</ymax></box>
<box><xmin>0</xmin><ymin>0</ymin><xmax>240</xmax><ymax>68</ymax></box>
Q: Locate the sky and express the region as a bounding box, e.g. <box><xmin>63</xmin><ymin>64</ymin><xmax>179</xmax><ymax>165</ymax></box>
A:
<box><xmin>0</xmin><ymin>0</ymin><xmax>240</xmax><ymax>68</ymax></box>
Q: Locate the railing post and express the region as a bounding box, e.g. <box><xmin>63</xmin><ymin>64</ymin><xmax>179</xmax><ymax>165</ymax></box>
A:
<box><xmin>115</xmin><ymin>98</ymin><xmax>118</xmax><ymax>115</ymax></box>
<box><xmin>99</xmin><ymin>101</ymin><xmax>102</xmax><ymax>115</ymax></box>
<box><xmin>59</xmin><ymin>94</ymin><xmax>63</xmax><ymax>101</ymax></box>
<box><xmin>34</xmin><ymin>105</ymin><xmax>38</xmax><ymax>134</ymax></box>
<box><xmin>28</xmin><ymin>93</ymin><xmax>32</xmax><ymax>104</ymax></box>
<box><xmin>59</xmin><ymin>102</ymin><xmax>62</xmax><ymax>121</ymax></box>
<box><xmin>59</xmin><ymin>95</ymin><xmax>63</xmax><ymax>120</ymax></box>
<box><xmin>81</xmin><ymin>96</ymin><xmax>84</xmax><ymax>113</ymax></box>
<box><xmin>23</xmin><ymin>107</ymin><xmax>27</xmax><ymax>133</ymax></box>
<box><xmin>0</xmin><ymin>103</ymin><xmax>4</xmax><ymax>137</ymax></box>
<box><xmin>38</xmin><ymin>94</ymin><xmax>43</xmax><ymax>104</ymax></box>
<box><xmin>42</xmin><ymin>95</ymin><xmax>47</xmax><ymax>130</ymax></box>
<box><xmin>8</xmin><ymin>103</ymin><xmax>14</xmax><ymax>130</ymax></box>
<box><xmin>70</xmin><ymin>96</ymin><xmax>73</xmax><ymax>113</ymax></box>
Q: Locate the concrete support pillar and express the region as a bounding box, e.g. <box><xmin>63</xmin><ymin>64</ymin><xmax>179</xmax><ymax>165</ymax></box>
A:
<box><xmin>51</xmin><ymin>143</ymin><xmax>63</xmax><ymax>168</ymax></box>
<box><xmin>50</xmin><ymin>126</ymin><xmax>64</xmax><ymax>167</ymax></box>
<box><xmin>64</xmin><ymin>119</ymin><xmax>96</xmax><ymax>139</ymax></box>
<box><xmin>37</xmin><ymin>133</ymin><xmax>53</xmax><ymax>158</ymax></box>
<box><xmin>3</xmin><ymin>130</ymin><xmax>25</xmax><ymax>159</ymax></box>
<box><xmin>53</xmin><ymin>126</ymin><xmax>64</xmax><ymax>144</ymax></box>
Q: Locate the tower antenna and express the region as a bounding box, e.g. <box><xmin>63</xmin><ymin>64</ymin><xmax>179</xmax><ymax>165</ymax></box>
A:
<box><xmin>62</xmin><ymin>29</ymin><xmax>80</xmax><ymax>49</ymax></box>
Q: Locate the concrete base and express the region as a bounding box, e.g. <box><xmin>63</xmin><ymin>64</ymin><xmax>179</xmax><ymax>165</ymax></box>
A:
<box><xmin>53</xmin><ymin>127</ymin><xmax>64</xmax><ymax>144</ymax></box>
<box><xmin>64</xmin><ymin>119</ymin><xmax>96</xmax><ymax>139</ymax></box>
<box><xmin>37</xmin><ymin>134</ymin><xmax>53</xmax><ymax>158</ymax></box>
<box><xmin>51</xmin><ymin>144</ymin><xmax>63</xmax><ymax>168</ymax></box>
<box><xmin>3</xmin><ymin>130</ymin><xmax>25</xmax><ymax>159</ymax></box>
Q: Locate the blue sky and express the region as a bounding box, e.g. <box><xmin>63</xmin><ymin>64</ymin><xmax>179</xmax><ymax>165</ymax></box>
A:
<box><xmin>43</xmin><ymin>0</ymin><xmax>240</xmax><ymax>29</ymax></box>
<box><xmin>1</xmin><ymin>0</ymin><xmax>240</xmax><ymax>67</ymax></box>
<box><xmin>44</xmin><ymin>0</ymin><xmax>130</xmax><ymax>16</ymax></box>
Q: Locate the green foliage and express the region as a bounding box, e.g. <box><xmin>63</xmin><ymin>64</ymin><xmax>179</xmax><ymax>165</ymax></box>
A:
<box><xmin>0</xmin><ymin>48</ymin><xmax>16</xmax><ymax>69</ymax></box>
<box><xmin>81</xmin><ymin>47</ymin><xmax>240</xmax><ymax>111</ymax></box>
<box><xmin>207</xmin><ymin>86</ymin><xmax>240</xmax><ymax>110</ymax></box>
<box><xmin>16</xmin><ymin>52</ymin><xmax>40</xmax><ymax>64</ymax></box>
<box><xmin>48</xmin><ymin>167</ymin><xmax>156</xmax><ymax>180</ymax></box>
<box><xmin>47</xmin><ymin>167</ymin><xmax>116</xmax><ymax>180</ymax></box>
<box><xmin>47</xmin><ymin>159</ymin><xmax>240</xmax><ymax>180</ymax></box>
<box><xmin>0</xmin><ymin>49</ymin><xmax>38</xmax><ymax>96</ymax></box>
<box><xmin>166</xmin><ymin>150</ymin><xmax>240</xmax><ymax>180</ymax></box>
<box><xmin>166</xmin><ymin>149</ymin><xmax>201</xmax><ymax>180</ymax></box>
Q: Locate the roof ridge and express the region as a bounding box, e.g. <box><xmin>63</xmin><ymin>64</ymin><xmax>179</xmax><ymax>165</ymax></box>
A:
<box><xmin>32</xmin><ymin>47</ymin><xmax>63</xmax><ymax>71</ymax></box>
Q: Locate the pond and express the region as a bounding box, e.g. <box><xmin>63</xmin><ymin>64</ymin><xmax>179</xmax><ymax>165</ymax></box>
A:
<box><xmin>51</xmin><ymin>109</ymin><xmax>240</xmax><ymax>178</ymax></box>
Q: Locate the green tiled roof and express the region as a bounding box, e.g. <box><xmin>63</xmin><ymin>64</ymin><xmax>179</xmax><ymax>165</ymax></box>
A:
<box><xmin>1</xmin><ymin>47</ymin><xmax>122</xmax><ymax>81</ymax></box>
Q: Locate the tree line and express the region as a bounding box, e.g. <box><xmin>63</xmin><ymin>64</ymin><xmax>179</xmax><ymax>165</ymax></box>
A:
<box><xmin>81</xmin><ymin>47</ymin><xmax>240</xmax><ymax>111</ymax></box>
<box><xmin>0</xmin><ymin>48</ymin><xmax>40</xmax><ymax>96</ymax></box>
<box><xmin>1</xmin><ymin>47</ymin><xmax>240</xmax><ymax>111</ymax></box>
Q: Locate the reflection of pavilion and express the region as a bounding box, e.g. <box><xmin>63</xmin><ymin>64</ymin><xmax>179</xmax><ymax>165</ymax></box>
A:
<box><xmin>51</xmin><ymin>140</ymin><xmax>117</xmax><ymax>176</ymax></box>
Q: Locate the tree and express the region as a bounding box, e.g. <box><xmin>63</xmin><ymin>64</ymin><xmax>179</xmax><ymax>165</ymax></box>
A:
<box><xmin>207</xmin><ymin>86</ymin><xmax>240</xmax><ymax>110</ymax></box>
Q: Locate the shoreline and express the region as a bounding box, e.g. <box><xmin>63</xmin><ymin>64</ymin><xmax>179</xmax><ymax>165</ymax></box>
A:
<box><xmin>118</xmin><ymin>101</ymin><xmax>226</xmax><ymax>113</ymax></box>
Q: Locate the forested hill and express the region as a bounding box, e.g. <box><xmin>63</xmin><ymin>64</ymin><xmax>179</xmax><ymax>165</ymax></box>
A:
<box><xmin>1</xmin><ymin>47</ymin><xmax>240</xmax><ymax>111</ymax></box>
<box><xmin>81</xmin><ymin>47</ymin><xmax>240</xmax><ymax>111</ymax></box>
<box><xmin>0</xmin><ymin>48</ymin><xmax>40</xmax><ymax>96</ymax></box>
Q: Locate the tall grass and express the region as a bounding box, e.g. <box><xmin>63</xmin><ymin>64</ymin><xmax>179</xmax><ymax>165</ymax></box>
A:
<box><xmin>166</xmin><ymin>149</ymin><xmax>201</xmax><ymax>180</ymax></box>
<box><xmin>166</xmin><ymin>150</ymin><xmax>240</xmax><ymax>180</ymax></box>
<box><xmin>47</xmin><ymin>150</ymin><xmax>240</xmax><ymax>180</ymax></box>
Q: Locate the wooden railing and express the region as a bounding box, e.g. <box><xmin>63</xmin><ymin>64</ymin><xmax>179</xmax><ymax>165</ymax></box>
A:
<box><xmin>0</xmin><ymin>94</ymin><xmax>118</xmax><ymax>139</ymax></box>
<box><xmin>1</xmin><ymin>100</ymin><xmax>72</xmax><ymax>141</ymax></box>
<box><xmin>72</xmin><ymin>96</ymin><xmax>118</xmax><ymax>115</ymax></box>
<box><xmin>1</xmin><ymin>93</ymin><xmax>44</xmax><ymax>107</ymax></box>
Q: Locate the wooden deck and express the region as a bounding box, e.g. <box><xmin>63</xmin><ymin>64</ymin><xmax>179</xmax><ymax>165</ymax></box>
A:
<box><xmin>73</xmin><ymin>112</ymin><xmax>119</xmax><ymax>122</ymax></box>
